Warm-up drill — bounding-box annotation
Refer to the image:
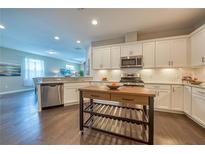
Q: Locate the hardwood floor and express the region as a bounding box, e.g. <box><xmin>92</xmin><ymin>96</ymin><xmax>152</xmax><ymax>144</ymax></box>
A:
<box><xmin>0</xmin><ymin>91</ymin><xmax>205</xmax><ymax>145</ymax></box>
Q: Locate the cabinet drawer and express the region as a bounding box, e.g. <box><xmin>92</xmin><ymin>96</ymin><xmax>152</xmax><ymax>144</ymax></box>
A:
<box><xmin>82</xmin><ymin>91</ymin><xmax>110</xmax><ymax>100</ymax></box>
<box><xmin>111</xmin><ymin>94</ymin><xmax>148</xmax><ymax>105</ymax></box>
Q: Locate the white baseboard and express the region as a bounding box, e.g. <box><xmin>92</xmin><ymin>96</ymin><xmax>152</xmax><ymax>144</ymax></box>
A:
<box><xmin>155</xmin><ymin>108</ymin><xmax>184</xmax><ymax>114</ymax></box>
<box><xmin>184</xmin><ymin>113</ymin><xmax>205</xmax><ymax>129</ymax></box>
<box><xmin>64</xmin><ymin>101</ymin><xmax>79</xmax><ymax>106</ymax></box>
<box><xmin>0</xmin><ymin>88</ymin><xmax>34</xmax><ymax>95</ymax></box>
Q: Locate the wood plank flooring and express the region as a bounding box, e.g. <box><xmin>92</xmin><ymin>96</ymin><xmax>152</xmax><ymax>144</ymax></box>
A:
<box><xmin>0</xmin><ymin>91</ymin><xmax>205</xmax><ymax>145</ymax></box>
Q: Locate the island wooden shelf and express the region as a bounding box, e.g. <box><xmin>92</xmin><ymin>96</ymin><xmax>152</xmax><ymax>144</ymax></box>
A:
<box><xmin>79</xmin><ymin>86</ymin><xmax>155</xmax><ymax>145</ymax></box>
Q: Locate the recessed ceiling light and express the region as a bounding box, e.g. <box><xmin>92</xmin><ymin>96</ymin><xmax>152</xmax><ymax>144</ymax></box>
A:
<box><xmin>0</xmin><ymin>24</ymin><xmax>5</xmax><ymax>29</ymax></box>
<box><xmin>54</xmin><ymin>36</ymin><xmax>60</xmax><ymax>40</ymax></box>
<box><xmin>48</xmin><ymin>50</ymin><xmax>57</xmax><ymax>55</ymax></box>
<box><xmin>92</xmin><ymin>19</ymin><xmax>98</xmax><ymax>25</ymax></box>
<box><xmin>76</xmin><ymin>40</ymin><xmax>81</xmax><ymax>44</ymax></box>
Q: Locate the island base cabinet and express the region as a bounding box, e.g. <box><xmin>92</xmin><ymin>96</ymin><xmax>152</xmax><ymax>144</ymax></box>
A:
<box><xmin>64</xmin><ymin>83</ymin><xmax>90</xmax><ymax>105</ymax></box>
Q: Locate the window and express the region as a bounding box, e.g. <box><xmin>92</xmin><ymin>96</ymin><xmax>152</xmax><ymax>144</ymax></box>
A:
<box><xmin>24</xmin><ymin>58</ymin><xmax>44</xmax><ymax>86</ymax></box>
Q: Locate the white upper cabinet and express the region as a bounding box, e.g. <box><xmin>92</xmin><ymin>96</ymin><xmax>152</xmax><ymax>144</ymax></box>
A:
<box><xmin>121</xmin><ymin>43</ymin><xmax>142</xmax><ymax>57</ymax></box>
<box><xmin>110</xmin><ymin>46</ymin><xmax>121</xmax><ymax>69</ymax></box>
<box><xmin>156</xmin><ymin>40</ymin><xmax>171</xmax><ymax>67</ymax></box>
<box><xmin>156</xmin><ymin>38</ymin><xmax>187</xmax><ymax>68</ymax></box>
<box><xmin>170</xmin><ymin>38</ymin><xmax>187</xmax><ymax>67</ymax></box>
<box><xmin>92</xmin><ymin>48</ymin><xmax>103</xmax><ymax>69</ymax></box>
<box><xmin>191</xmin><ymin>28</ymin><xmax>205</xmax><ymax>67</ymax></box>
<box><xmin>92</xmin><ymin>47</ymin><xmax>110</xmax><ymax>69</ymax></box>
<box><xmin>143</xmin><ymin>41</ymin><xmax>155</xmax><ymax>68</ymax></box>
<box><xmin>102</xmin><ymin>47</ymin><xmax>111</xmax><ymax>69</ymax></box>
<box><xmin>171</xmin><ymin>85</ymin><xmax>184</xmax><ymax>111</ymax></box>
<box><xmin>92</xmin><ymin>46</ymin><xmax>120</xmax><ymax>69</ymax></box>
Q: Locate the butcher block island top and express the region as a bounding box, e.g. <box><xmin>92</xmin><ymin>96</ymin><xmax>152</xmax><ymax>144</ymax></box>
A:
<box><xmin>79</xmin><ymin>85</ymin><xmax>155</xmax><ymax>96</ymax></box>
<box><xmin>79</xmin><ymin>85</ymin><xmax>156</xmax><ymax>145</ymax></box>
<box><xmin>79</xmin><ymin>85</ymin><xmax>156</xmax><ymax>105</ymax></box>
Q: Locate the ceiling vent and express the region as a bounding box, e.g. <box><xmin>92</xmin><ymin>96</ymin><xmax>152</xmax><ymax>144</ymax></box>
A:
<box><xmin>125</xmin><ymin>31</ymin><xmax>138</xmax><ymax>42</ymax></box>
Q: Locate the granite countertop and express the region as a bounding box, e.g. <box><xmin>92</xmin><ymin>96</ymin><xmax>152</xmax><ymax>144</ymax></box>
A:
<box><xmin>90</xmin><ymin>80</ymin><xmax>205</xmax><ymax>90</ymax></box>
<box><xmin>37</xmin><ymin>80</ymin><xmax>93</xmax><ymax>85</ymax></box>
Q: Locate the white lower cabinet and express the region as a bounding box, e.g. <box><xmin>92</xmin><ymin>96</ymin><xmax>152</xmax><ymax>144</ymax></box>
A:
<box><xmin>157</xmin><ymin>89</ymin><xmax>171</xmax><ymax>110</ymax></box>
<box><xmin>192</xmin><ymin>87</ymin><xmax>205</xmax><ymax>126</ymax></box>
<box><xmin>145</xmin><ymin>84</ymin><xmax>171</xmax><ymax>110</ymax></box>
<box><xmin>64</xmin><ymin>82</ymin><xmax>89</xmax><ymax>105</ymax></box>
<box><xmin>171</xmin><ymin>85</ymin><xmax>184</xmax><ymax>111</ymax></box>
<box><xmin>184</xmin><ymin>86</ymin><xmax>192</xmax><ymax>115</ymax></box>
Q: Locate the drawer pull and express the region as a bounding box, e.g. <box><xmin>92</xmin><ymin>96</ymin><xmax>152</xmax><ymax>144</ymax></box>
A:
<box><xmin>91</xmin><ymin>95</ymin><xmax>99</xmax><ymax>98</ymax></box>
<box><xmin>122</xmin><ymin>98</ymin><xmax>134</xmax><ymax>101</ymax></box>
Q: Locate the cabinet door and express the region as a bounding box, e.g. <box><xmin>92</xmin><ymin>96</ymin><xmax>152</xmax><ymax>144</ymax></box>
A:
<box><xmin>156</xmin><ymin>40</ymin><xmax>171</xmax><ymax>67</ymax></box>
<box><xmin>157</xmin><ymin>90</ymin><xmax>171</xmax><ymax>110</ymax></box>
<box><xmin>92</xmin><ymin>48</ymin><xmax>103</xmax><ymax>69</ymax></box>
<box><xmin>171</xmin><ymin>38</ymin><xmax>187</xmax><ymax>67</ymax></box>
<box><xmin>191</xmin><ymin>29</ymin><xmax>205</xmax><ymax>66</ymax></box>
<box><xmin>101</xmin><ymin>47</ymin><xmax>111</xmax><ymax>69</ymax></box>
<box><xmin>192</xmin><ymin>94</ymin><xmax>205</xmax><ymax>126</ymax></box>
<box><xmin>110</xmin><ymin>46</ymin><xmax>121</xmax><ymax>68</ymax></box>
<box><xmin>171</xmin><ymin>85</ymin><xmax>184</xmax><ymax>111</ymax></box>
<box><xmin>184</xmin><ymin>86</ymin><xmax>192</xmax><ymax>115</ymax></box>
<box><xmin>143</xmin><ymin>42</ymin><xmax>155</xmax><ymax>68</ymax></box>
<box><xmin>64</xmin><ymin>87</ymin><xmax>78</xmax><ymax>104</ymax></box>
<box><xmin>121</xmin><ymin>43</ymin><xmax>142</xmax><ymax>57</ymax></box>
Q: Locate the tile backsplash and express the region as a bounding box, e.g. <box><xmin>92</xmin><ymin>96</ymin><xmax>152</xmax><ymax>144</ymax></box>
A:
<box><xmin>92</xmin><ymin>67</ymin><xmax>205</xmax><ymax>83</ymax></box>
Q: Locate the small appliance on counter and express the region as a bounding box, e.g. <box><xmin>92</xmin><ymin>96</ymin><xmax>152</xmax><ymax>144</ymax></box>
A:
<box><xmin>120</xmin><ymin>73</ymin><xmax>144</xmax><ymax>87</ymax></box>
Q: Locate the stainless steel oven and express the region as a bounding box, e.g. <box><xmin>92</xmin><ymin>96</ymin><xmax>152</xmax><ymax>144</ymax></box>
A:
<box><xmin>121</xmin><ymin>56</ymin><xmax>143</xmax><ymax>68</ymax></box>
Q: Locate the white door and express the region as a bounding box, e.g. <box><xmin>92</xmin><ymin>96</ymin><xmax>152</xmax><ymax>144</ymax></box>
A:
<box><xmin>191</xmin><ymin>29</ymin><xmax>205</xmax><ymax>66</ymax></box>
<box><xmin>143</xmin><ymin>41</ymin><xmax>155</xmax><ymax>68</ymax></box>
<box><xmin>101</xmin><ymin>47</ymin><xmax>111</xmax><ymax>69</ymax></box>
<box><xmin>156</xmin><ymin>40</ymin><xmax>171</xmax><ymax>67</ymax></box>
<box><xmin>171</xmin><ymin>85</ymin><xmax>184</xmax><ymax>111</ymax></box>
<box><xmin>192</xmin><ymin>94</ymin><xmax>205</xmax><ymax>126</ymax></box>
<box><xmin>64</xmin><ymin>87</ymin><xmax>78</xmax><ymax>105</ymax></box>
<box><xmin>110</xmin><ymin>46</ymin><xmax>121</xmax><ymax>69</ymax></box>
<box><xmin>170</xmin><ymin>38</ymin><xmax>187</xmax><ymax>67</ymax></box>
<box><xmin>157</xmin><ymin>90</ymin><xmax>171</xmax><ymax>110</ymax></box>
<box><xmin>92</xmin><ymin>48</ymin><xmax>103</xmax><ymax>69</ymax></box>
<box><xmin>184</xmin><ymin>86</ymin><xmax>192</xmax><ymax>115</ymax></box>
<box><xmin>121</xmin><ymin>43</ymin><xmax>142</xmax><ymax>57</ymax></box>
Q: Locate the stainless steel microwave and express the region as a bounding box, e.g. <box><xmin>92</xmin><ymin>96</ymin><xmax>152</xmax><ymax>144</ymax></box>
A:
<box><xmin>121</xmin><ymin>56</ymin><xmax>143</xmax><ymax>68</ymax></box>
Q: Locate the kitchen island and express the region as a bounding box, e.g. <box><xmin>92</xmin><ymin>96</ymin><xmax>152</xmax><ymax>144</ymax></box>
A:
<box><xmin>34</xmin><ymin>76</ymin><xmax>93</xmax><ymax>111</ymax></box>
<box><xmin>79</xmin><ymin>85</ymin><xmax>156</xmax><ymax>145</ymax></box>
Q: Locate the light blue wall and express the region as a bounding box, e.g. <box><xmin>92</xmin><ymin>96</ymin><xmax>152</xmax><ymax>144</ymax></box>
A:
<box><xmin>0</xmin><ymin>47</ymin><xmax>81</xmax><ymax>93</ymax></box>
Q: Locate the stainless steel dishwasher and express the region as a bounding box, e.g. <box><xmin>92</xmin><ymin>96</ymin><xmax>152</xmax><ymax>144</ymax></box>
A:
<box><xmin>41</xmin><ymin>83</ymin><xmax>64</xmax><ymax>109</ymax></box>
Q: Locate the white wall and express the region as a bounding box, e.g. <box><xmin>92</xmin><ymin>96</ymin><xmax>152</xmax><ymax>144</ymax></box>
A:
<box><xmin>0</xmin><ymin>47</ymin><xmax>81</xmax><ymax>93</ymax></box>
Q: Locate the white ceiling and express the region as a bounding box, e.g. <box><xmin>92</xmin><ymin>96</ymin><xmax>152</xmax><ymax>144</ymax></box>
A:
<box><xmin>1</xmin><ymin>8</ymin><xmax>205</xmax><ymax>63</ymax></box>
